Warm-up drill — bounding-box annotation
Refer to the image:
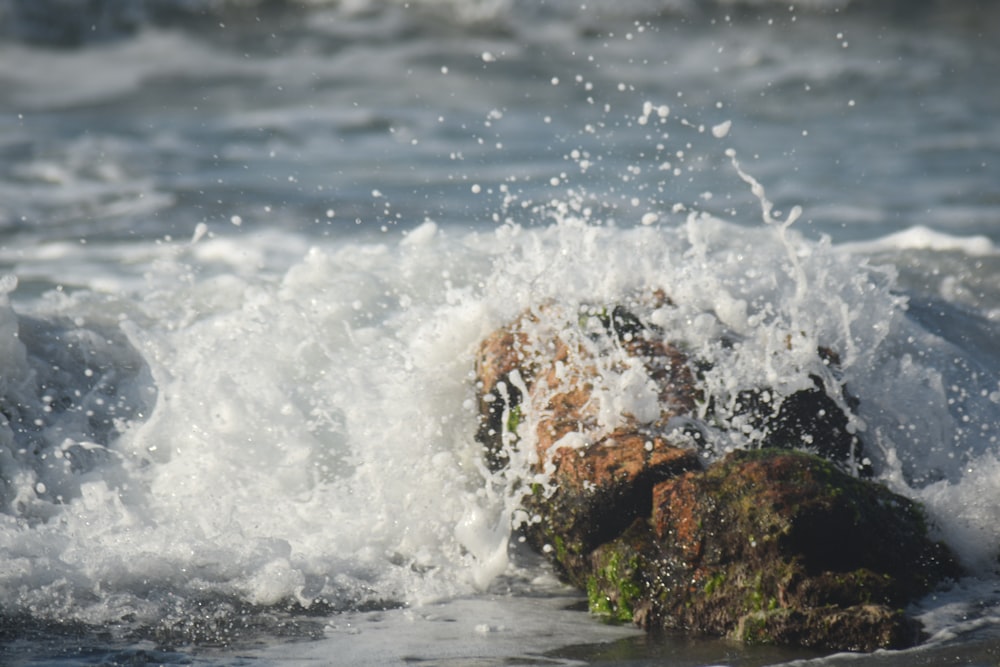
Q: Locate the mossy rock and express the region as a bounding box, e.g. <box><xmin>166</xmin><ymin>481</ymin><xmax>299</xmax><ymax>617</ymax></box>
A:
<box><xmin>733</xmin><ymin>605</ymin><xmax>924</xmax><ymax>652</ymax></box>
<box><xmin>586</xmin><ymin>520</ymin><xmax>651</xmax><ymax>624</ymax></box>
<box><xmin>537</xmin><ymin>450</ymin><xmax>959</xmax><ymax>652</ymax></box>
<box><xmin>522</xmin><ymin>439</ymin><xmax>701</xmax><ymax>586</ymax></box>
<box><xmin>654</xmin><ymin>449</ymin><xmax>959</xmax><ymax>607</ymax></box>
<box><xmin>596</xmin><ymin>450</ymin><xmax>959</xmax><ymax>648</ymax></box>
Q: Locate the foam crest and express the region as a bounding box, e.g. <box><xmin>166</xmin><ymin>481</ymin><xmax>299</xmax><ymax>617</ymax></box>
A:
<box><xmin>840</xmin><ymin>226</ymin><xmax>998</xmax><ymax>258</ymax></box>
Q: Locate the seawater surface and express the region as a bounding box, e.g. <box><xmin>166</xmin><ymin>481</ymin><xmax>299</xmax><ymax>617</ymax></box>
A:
<box><xmin>0</xmin><ymin>0</ymin><xmax>998</xmax><ymax>665</ymax></box>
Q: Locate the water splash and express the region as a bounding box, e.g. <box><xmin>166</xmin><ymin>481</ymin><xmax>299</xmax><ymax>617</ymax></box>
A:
<box><xmin>0</xmin><ymin>103</ymin><xmax>998</xmax><ymax>648</ymax></box>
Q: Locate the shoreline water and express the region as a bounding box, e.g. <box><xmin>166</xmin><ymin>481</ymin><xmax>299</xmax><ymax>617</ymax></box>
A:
<box><xmin>9</xmin><ymin>587</ymin><xmax>1000</xmax><ymax>667</ymax></box>
<box><xmin>1</xmin><ymin>1</ymin><xmax>998</xmax><ymax>665</ymax></box>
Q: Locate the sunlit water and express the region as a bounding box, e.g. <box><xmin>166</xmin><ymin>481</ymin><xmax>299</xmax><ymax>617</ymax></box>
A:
<box><xmin>0</xmin><ymin>1</ymin><xmax>998</xmax><ymax>665</ymax></box>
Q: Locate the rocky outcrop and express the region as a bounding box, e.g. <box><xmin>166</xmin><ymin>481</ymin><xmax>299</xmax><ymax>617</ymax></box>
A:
<box><xmin>475</xmin><ymin>299</ymin><xmax>960</xmax><ymax>652</ymax></box>
<box><xmin>607</xmin><ymin>449</ymin><xmax>956</xmax><ymax>651</ymax></box>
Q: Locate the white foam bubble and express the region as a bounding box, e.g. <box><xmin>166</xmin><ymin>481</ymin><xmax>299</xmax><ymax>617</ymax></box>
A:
<box><xmin>918</xmin><ymin>454</ymin><xmax>1000</xmax><ymax>572</ymax></box>
<box><xmin>711</xmin><ymin>120</ymin><xmax>732</xmax><ymax>138</ymax></box>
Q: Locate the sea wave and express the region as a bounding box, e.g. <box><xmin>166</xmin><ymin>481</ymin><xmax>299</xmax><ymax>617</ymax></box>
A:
<box><xmin>839</xmin><ymin>226</ymin><xmax>998</xmax><ymax>257</ymax></box>
<box><xmin>1</xmin><ymin>202</ymin><xmax>998</xmax><ymax>639</ymax></box>
<box><xmin>0</xmin><ymin>0</ymin><xmax>990</xmax><ymax>46</ymax></box>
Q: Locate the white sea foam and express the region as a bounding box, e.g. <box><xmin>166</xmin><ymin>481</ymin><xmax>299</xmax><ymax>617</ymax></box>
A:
<box><xmin>1</xmin><ymin>182</ymin><xmax>997</xmax><ymax>634</ymax></box>
<box><xmin>839</xmin><ymin>225</ymin><xmax>997</xmax><ymax>258</ymax></box>
<box><xmin>2</xmin><ymin>73</ymin><xmax>999</xmax><ymax>645</ymax></box>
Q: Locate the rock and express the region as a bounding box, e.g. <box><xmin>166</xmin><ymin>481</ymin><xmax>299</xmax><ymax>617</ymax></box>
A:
<box><xmin>476</xmin><ymin>301</ymin><xmax>699</xmax><ymax>472</ymax></box>
<box><xmin>476</xmin><ymin>300</ymin><xmax>702</xmax><ymax>581</ymax></box>
<box><xmin>727</xmin><ymin>372</ymin><xmax>866</xmax><ymax>473</ymax></box>
<box><xmin>524</xmin><ymin>436</ymin><xmax>701</xmax><ymax>585</ymax></box>
<box><xmin>474</xmin><ymin>300</ymin><xmax>961</xmax><ymax>652</ymax></box>
<box><xmin>641</xmin><ymin>449</ymin><xmax>956</xmax><ymax>650</ymax></box>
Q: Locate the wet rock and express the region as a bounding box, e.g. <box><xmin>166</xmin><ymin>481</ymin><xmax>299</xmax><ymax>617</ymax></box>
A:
<box><xmin>728</xmin><ymin>373</ymin><xmax>866</xmax><ymax>473</ymax></box>
<box><xmin>476</xmin><ymin>301</ymin><xmax>700</xmax><ymax>572</ymax></box>
<box><xmin>474</xmin><ymin>301</ymin><xmax>960</xmax><ymax>652</ymax></box>
<box><xmin>633</xmin><ymin>449</ymin><xmax>958</xmax><ymax>651</ymax></box>
<box><xmin>524</xmin><ymin>435</ymin><xmax>701</xmax><ymax>585</ymax></box>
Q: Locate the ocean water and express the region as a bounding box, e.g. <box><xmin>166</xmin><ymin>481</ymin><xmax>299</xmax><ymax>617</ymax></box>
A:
<box><xmin>0</xmin><ymin>0</ymin><xmax>998</xmax><ymax>665</ymax></box>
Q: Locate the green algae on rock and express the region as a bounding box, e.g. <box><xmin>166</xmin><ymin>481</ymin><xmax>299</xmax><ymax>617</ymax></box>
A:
<box><xmin>642</xmin><ymin>449</ymin><xmax>958</xmax><ymax>651</ymax></box>
<box><xmin>577</xmin><ymin>450</ymin><xmax>959</xmax><ymax>651</ymax></box>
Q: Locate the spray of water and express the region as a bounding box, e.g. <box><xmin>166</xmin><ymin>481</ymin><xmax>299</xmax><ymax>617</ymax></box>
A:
<box><xmin>0</xmin><ymin>105</ymin><xmax>997</xmax><ymax>646</ymax></box>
